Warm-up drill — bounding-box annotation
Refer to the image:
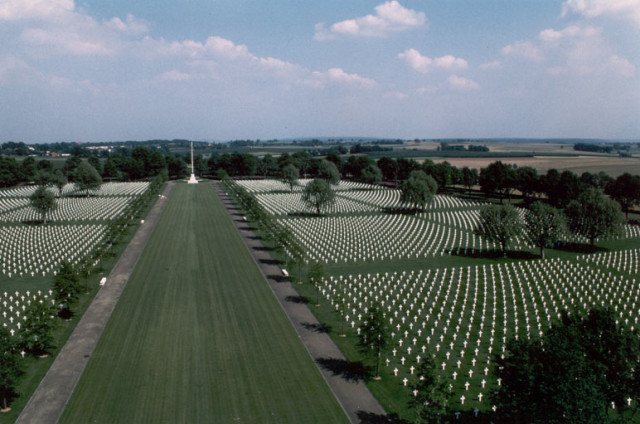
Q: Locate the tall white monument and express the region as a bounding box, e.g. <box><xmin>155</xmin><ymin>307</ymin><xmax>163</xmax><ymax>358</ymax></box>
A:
<box><xmin>188</xmin><ymin>141</ymin><xmax>198</xmax><ymax>184</ymax></box>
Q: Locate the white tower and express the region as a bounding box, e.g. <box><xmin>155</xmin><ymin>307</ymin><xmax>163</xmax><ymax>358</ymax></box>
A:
<box><xmin>188</xmin><ymin>141</ymin><xmax>198</xmax><ymax>184</ymax></box>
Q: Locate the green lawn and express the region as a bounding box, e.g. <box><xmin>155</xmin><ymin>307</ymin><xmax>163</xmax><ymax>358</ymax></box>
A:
<box><xmin>60</xmin><ymin>183</ymin><xmax>348</xmax><ymax>423</ymax></box>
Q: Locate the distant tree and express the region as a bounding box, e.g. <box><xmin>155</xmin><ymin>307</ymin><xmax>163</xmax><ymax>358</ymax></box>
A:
<box><xmin>397</xmin><ymin>158</ymin><xmax>420</xmax><ymax>181</ymax></box>
<box><xmin>37</xmin><ymin>159</ymin><xmax>53</xmax><ymax>173</ymax></box>
<box><xmin>307</xmin><ymin>261</ymin><xmax>325</xmax><ymax>306</ymax></box>
<box><xmin>606</xmin><ymin>173</ymin><xmax>640</xmax><ymax>218</ymax></box>
<box><xmin>377</xmin><ymin>157</ymin><xmax>398</xmax><ymax>182</ymax></box>
<box><xmin>408</xmin><ymin>354</ymin><xmax>449</xmax><ymax>424</ymax></box>
<box><xmin>258</xmin><ymin>154</ymin><xmax>278</xmax><ymax>177</ymax></box>
<box><xmin>461</xmin><ymin>166</ymin><xmax>478</xmax><ymax>194</ymax></box>
<box><xmin>34</xmin><ymin>170</ymin><xmax>52</xmax><ymax>187</ymax></box>
<box><xmin>101</xmin><ymin>157</ymin><xmax>120</xmax><ymax>181</ymax></box>
<box><xmin>29</xmin><ymin>186</ymin><xmax>56</xmax><ymax>224</ymax></box>
<box><xmin>51</xmin><ymin>169</ymin><xmax>67</xmax><ymax>197</ymax></box>
<box><xmin>525</xmin><ymin>201</ymin><xmax>567</xmax><ymax>258</ymax></box>
<box><xmin>400</xmin><ymin>170</ymin><xmax>438</xmax><ymax>212</ymax></box>
<box><xmin>492</xmin><ymin>308</ymin><xmax>640</xmax><ymax>424</ymax></box>
<box><xmin>0</xmin><ymin>326</ymin><xmax>23</xmax><ymax>411</ymax></box>
<box><xmin>166</xmin><ymin>155</ymin><xmax>188</xmax><ymax>179</ymax></box>
<box><xmin>281</xmin><ymin>164</ymin><xmax>299</xmax><ymax>192</ymax></box>
<box><xmin>357</xmin><ymin>302</ymin><xmax>389</xmax><ymax>379</ymax></box>
<box><xmin>324</xmin><ymin>152</ymin><xmax>344</xmax><ymax>173</ymax></box>
<box><xmin>0</xmin><ymin>156</ymin><xmax>23</xmax><ymax>187</ymax></box>
<box><xmin>19</xmin><ymin>299</ymin><xmax>57</xmax><ymax>356</ymax></box>
<box><xmin>475</xmin><ymin>204</ymin><xmax>523</xmax><ymax>257</ymax></box>
<box><xmin>344</xmin><ymin>156</ymin><xmax>373</xmax><ymax>180</ymax></box>
<box><xmin>361</xmin><ymin>164</ymin><xmax>382</xmax><ymax>185</ymax></box>
<box><xmin>566</xmin><ymin>188</ymin><xmax>625</xmax><ymax>246</ymax></box>
<box><xmin>231</xmin><ymin>153</ymin><xmax>257</xmax><ymax>176</ymax></box>
<box><xmin>53</xmin><ymin>261</ymin><xmax>82</xmax><ymax>319</ymax></box>
<box><xmin>63</xmin><ymin>156</ymin><xmax>82</xmax><ymax>180</ymax></box>
<box><xmin>479</xmin><ymin>161</ymin><xmax>517</xmax><ymax>202</ymax></box>
<box><xmin>318</xmin><ymin>159</ymin><xmax>340</xmax><ymax>185</ymax></box>
<box><xmin>301</xmin><ymin>178</ymin><xmax>335</xmax><ymax>216</ymax></box>
<box><xmin>88</xmin><ymin>156</ymin><xmax>102</xmax><ymax>176</ymax></box>
<box><xmin>424</xmin><ymin>161</ymin><xmax>453</xmax><ymax>192</ymax></box>
<box><xmin>73</xmin><ymin>161</ymin><xmax>102</xmax><ymax>196</ymax></box>
<box><xmin>20</xmin><ymin>156</ymin><xmax>37</xmax><ymax>182</ymax></box>
<box><xmin>291</xmin><ymin>151</ymin><xmax>313</xmax><ymax>178</ymax></box>
<box><xmin>515</xmin><ymin>166</ymin><xmax>539</xmax><ymax>201</ymax></box>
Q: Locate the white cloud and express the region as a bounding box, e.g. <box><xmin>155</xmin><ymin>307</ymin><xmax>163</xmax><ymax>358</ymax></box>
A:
<box><xmin>480</xmin><ymin>60</ymin><xmax>502</xmax><ymax>70</ymax></box>
<box><xmin>398</xmin><ymin>49</ymin><xmax>468</xmax><ymax>73</ymax></box>
<box><xmin>310</xmin><ymin>68</ymin><xmax>377</xmax><ymax>88</ymax></box>
<box><xmin>315</xmin><ymin>1</ymin><xmax>426</xmax><ymax>40</ymax></box>
<box><xmin>539</xmin><ymin>25</ymin><xmax>601</xmax><ymax>42</ymax></box>
<box><xmin>448</xmin><ymin>75</ymin><xmax>479</xmax><ymax>90</ymax></box>
<box><xmin>0</xmin><ymin>0</ymin><xmax>74</xmax><ymax>21</ymax></box>
<box><xmin>501</xmin><ymin>41</ymin><xmax>544</xmax><ymax>61</ymax></box>
<box><xmin>562</xmin><ymin>0</ymin><xmax>640</xmax><ymax>26</ymax></box>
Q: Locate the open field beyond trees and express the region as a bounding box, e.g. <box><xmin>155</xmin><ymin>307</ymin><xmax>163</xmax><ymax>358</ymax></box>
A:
<box><xmin>59</xmin><ymin>183</ymin><xmax>348</xmax><ymax>423</ymax></box>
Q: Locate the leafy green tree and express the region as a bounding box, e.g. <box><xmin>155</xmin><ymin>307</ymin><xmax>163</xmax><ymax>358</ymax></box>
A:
<box><xmin>515</xmin><ymin>166</ymin><xmax>539</xmax><ymax>201</ymax></box>
<box><xmin>525</xmin><ymin>201</ymin><xmax>567</xmax><ymax>258</ymax></box>
<box><xmin>88</xmin><ymin>155</ymin><xmax>102</xmax><ymax>176</ymax></box>
<box><xmin>258</xmin><ymin>154</ymin><xmax>278</xmax><ymax>177</ymax></box>
<box><xmin>20</xmin><ymin>156</ymin><xmax>37</xmax><ymax>182</ymax></box>
<box><xmin>73</xmin><ymin>161</ymin><xmax>102</xmax><ymax>196</ymax></box>
<box><xmin>408</xmin><ymin>355</ymin><xmax>449</xmax><ymax>424</ymax></box>
<box><xmin>281</xmin><ymin>164</ymin><xmax>299</xmax><ymax>192</ymax></box>
<box><xmin>51</xmin><ymin>169</ymin><xmax>67</xmax><ymax>197</ymax></box>
<box><xmin>400</xmin><ymin>170</ymin><xmax>438</xmax><ymax>212</ymax></box>
<box><xmin>29</xmin><ymin>186</ymin><xmax>56</xmax><ymax>224</ymax></box>
<box><xmin>606</xmin><ymin>173</ymin><xmax>640</xmax><ymax>218</ymax></box>
<box><xmin>302</xmin><ymin>178</ymin><xmax>335</xmax><ymax>216</ymax></box>
<box><xmin>166</xmin><ymin>155</ymin><xmax>188</xmax><ymax>179</ymax></box>
<box><xmin>63</xmin><ymin>156</ymin><xmax>82</xmax><ymax>180</ymax></box>
<box><xmin>475</xmin><ymin>204</ymin><xmax>523</xmax><ymax>257</ymax></box>
<box><xmin>361</xmin><ymin>164</ymin><xmax>382</xmax><ymax>185</ymax></box>
<box><xmin>0</xmin><ymin>156</ymin><xmax>23</xmax><ymax>187</ymax></box>
<box><xmin>461</xmin><ymin>166</ymin><xmax>478</xmax><ymax>194</ymax></box>
<box><xmin>566</xmin><ymin>188</ymin><xmax>625</xmax><ymax>246</ymax></box>
<box><xmin>307</xmin><ymin>261</ymin><xmax>325</xmax><ymax>306</ymax></box>
<box><xmin>377</xmin><ymin>157</ymin><xmax>398</xmax><ymax>182</ymax></box>
<box><xmin>318</xmin><ymin>160</ymin><xmax>340</xmax><ymax>185</ymax></box>
<box><xmin>479</xmin><ymin>161</ymin><xmax>517</xmax><ymax>202</ymax></box>
<box><xmin>19</xmin><ymin>299</ymin><xmax>57</xmax><ymax>356</ymax></box>
<box><xmin>53</xmin><ymin>261</ymin><xmax>82</xmax><ymax>319</ymax></box>
<box><xmin>0</xmin><ymin>326</ymin><xmax>23</xmax><ymax>411</ymax></box>
<box><xmin>357</xmin><ymin>302</ymin><xmax>389</xmax><ymax>379</ymax></box>
<box><xmin>492</xmin><ymin>308</ymin><xmax>640</xmax><ymax>424</ymax></box>
<box><xmin>101</xmin><ymin>156</ymin><xmax>121</xmax><ymax>181</ymax></box>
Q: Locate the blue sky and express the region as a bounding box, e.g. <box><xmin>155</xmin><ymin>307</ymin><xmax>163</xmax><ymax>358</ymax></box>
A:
<box><xmin>1</xmin><ymin>0</ymin><xmax>638</xmax><ymax>142</ymax></box>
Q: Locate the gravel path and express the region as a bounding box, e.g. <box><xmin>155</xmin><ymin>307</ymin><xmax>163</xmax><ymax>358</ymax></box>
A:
<box><xmin>16</xmin><ymin>183</ymin><xmax>174</xmax><ymax>424</ymax></box>
<box><xmin>213</xmin><ymin>181</ymin><xmax>390</xmax><ymax>424</ymax></box>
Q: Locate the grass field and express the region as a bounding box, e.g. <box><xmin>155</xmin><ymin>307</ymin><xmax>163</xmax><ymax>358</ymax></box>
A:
<box><xmin>59</xmin><ymin>183</ymin><xmax>348</xmax><ymax>423</ymax></box>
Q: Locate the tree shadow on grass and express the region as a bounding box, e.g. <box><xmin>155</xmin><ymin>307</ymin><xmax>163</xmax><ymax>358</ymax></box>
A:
<box><xmin>259</xmin><ymin>258</ymin><xmax>282</xmax><ymax>266</ymax></box>
<box><xmin>382</xmin><ymin>207</ymin><xmax>418</xmax><ymax>215</ymax></box>
<box><xmin>268</xmin><ymin>274</ymin><xmax>289</xmax><ymax>282</ymax></box>
<box><xmin>449</xmin><ymin>249</ymin><xmax>538</xmax><ymax>260</ymax></box>
<box><xmin>252</xmin><ymin>245</ymin><xmax>274</xmax><ymax>252</ymax></box>
<box><xmin>356</xmin><ymin>411</ymin><xmax>405</xmax><ymax>424</ymax></box>
<box><xmin>286</xmin><ymin>211</ymin><xmax>319</xmax><ymax>217</ymax></box>
<box><xmin>301</xmin><ymin>322</ymin><xmax>331</xmax><ymax>334</ymax></box>
<box><xmin>22</xmin><ymin>219</ymin><xmax>44</xmax><ymax>226</ymax></box>
<box><xmin>316</xmin><ymin>358</ymin><xmax>373</xmax><ymax>383</ymax></box>
<box><xmin>553</xmin><ymin>243</ymin><xmax>608</xmax><ymax>254</ymax></box>
<box><xmin>285</xmin><ymin>295</ymin><xmax>309</xmax><ymax>304</ymax></box>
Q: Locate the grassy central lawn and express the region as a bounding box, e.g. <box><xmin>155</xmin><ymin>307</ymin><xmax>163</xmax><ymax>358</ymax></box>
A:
<box><xmin>60</xmin><ymin>183</ymin><xmax>348</xmax><ymax>423</ymax></box>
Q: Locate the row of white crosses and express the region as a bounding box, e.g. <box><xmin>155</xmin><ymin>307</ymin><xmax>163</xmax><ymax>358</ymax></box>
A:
<box><xmin>279</xmin><ymin>213</ymin><xmax>503</xmax><ymax>264</ymax></box>
<box><xmin>254</xmin><ymin>192</ymin><xmax>378</xmax><ymax>216</ymax></box>
<box><xmin>0</xmin><ymin>224</ymin><xmax>107</xmax><ymax>278</ymax></box>
<box><xmin>1</xmin><ymin>196</ymin><xmax>135</xmax><ymax>223</ymax></box>
<box><xmin>0</xmin><ymin>198</ymin><xmax>31</xmax><ymax>216</ymax></box>
<box><xmin>1</xmin><ymin>290</ymin><xmax>56</xmax><ymax>336</ymax></box>
<box><xmin>235</xmin><ymin>179</ymin><xmax>376</xmax><ymax>194</ymax></box>
<box><xmin>0</xmin><ymin>182</ymin><xmax>150</xmax><ymax>198</ymax></box>
<box><xmin>581</xmin><ymin>248</ymin><xmax>640</xmax><ymax>276</ymax></box>
<box><xmin>320</xmin><ymin>254</ymin><xmax>640</xmax><ymax>411</ymax></box>
<box><xmin>339</xmin><ymin>189</ymin><xmax>486</xmax><ymax>211</ymax></box>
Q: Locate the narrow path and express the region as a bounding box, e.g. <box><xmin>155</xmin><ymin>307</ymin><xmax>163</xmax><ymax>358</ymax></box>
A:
<box><xmin>213</xmin><ymin>182</ymin><xmax>390</xmax><ymax>424</ymax></box>
<box><xmin>16</xmin><ymin>183</ymin><xmax>174</xmax><ymax>424</ymax></box>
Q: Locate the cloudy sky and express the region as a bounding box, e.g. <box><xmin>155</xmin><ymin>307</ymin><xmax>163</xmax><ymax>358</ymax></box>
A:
<box><xmin>1</xmin><ymin>0</ymin><xmax>638</xmax><ymax>142</ymax></box>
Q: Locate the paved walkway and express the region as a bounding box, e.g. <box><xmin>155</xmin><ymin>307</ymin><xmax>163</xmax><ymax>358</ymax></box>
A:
<box><xmin>16</xmin><ymin>183</ymin><xmax>174</xmax><ymax>424</ymax></box>
<box><xmin>213</xmin><ymin>182</ymin><xmax>390</xmax><ymax>424</ymax></box>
